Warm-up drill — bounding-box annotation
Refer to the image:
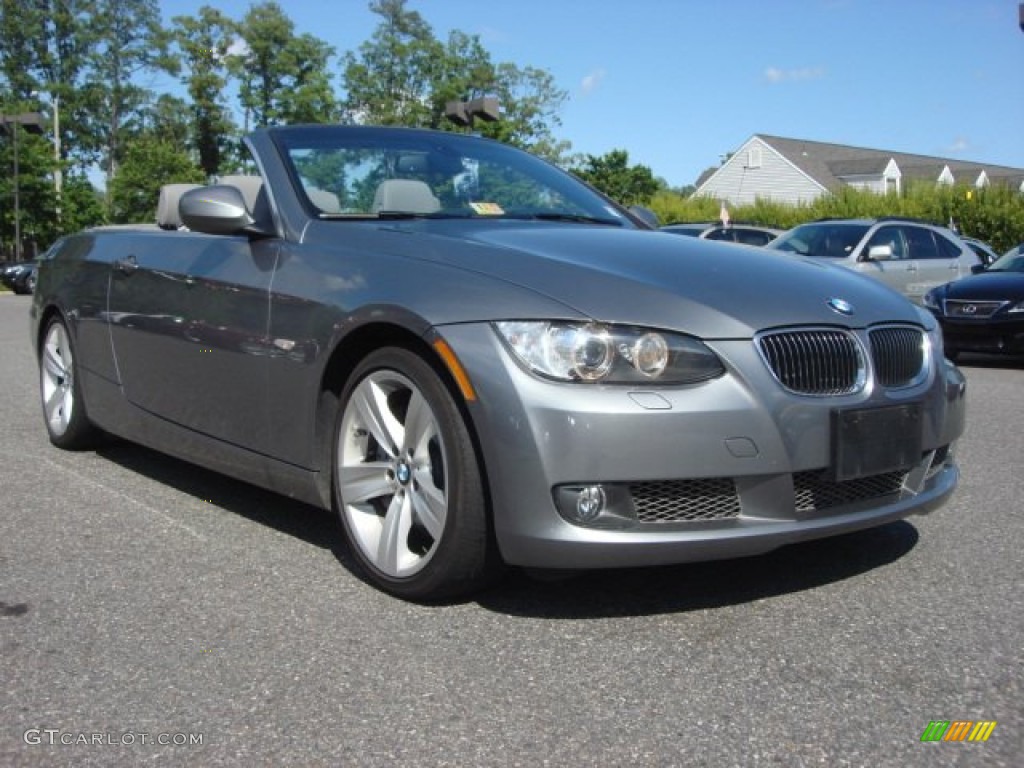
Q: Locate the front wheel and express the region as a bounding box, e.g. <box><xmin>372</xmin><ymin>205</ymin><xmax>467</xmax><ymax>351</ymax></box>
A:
<box><xmin>39</xmin><ymin>316</ymin><xmax>100</xmax><ymax>449</ymax></box>
<box><xmin>333</xmin><ymin>347</ymin><xmax>493</xmax><ymax>601</ymax></box>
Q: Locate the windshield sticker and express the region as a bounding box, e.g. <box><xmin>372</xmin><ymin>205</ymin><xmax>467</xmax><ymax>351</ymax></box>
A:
<box><xmin>469</xmin><ymin>202</ymin><xmax>505</xmax><ymax>215</ymax></box>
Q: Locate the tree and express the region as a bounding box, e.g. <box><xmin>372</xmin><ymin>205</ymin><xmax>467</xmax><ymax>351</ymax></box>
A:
<box><xmin>83</xmin><ymin>0</ymin><xmax>177</xmax><ymax>190</ymax></box>
<box><xmin>477</xmin><ymin>62</ymin><xmax>569</xmax><ymax>163</ymax></box>
<box><xmin>341</xmin><ymin>0</ymin><xmax>570</xmax><ymax>161</ymax></box>
<box><xmin>228</xmin><ymin>2</ymin><xmax>336</xmax><ymax>128</ymax></box>
<box><xmin>0</xmin><ymin>0</ymin><xmax>46</xmax><ymax>99</ymax></box>
<box><xmin>0</xmin><ymin>127</ymin><xmax>57</xmax><ymax>258</ymax></box>
<box><xmin>341</xmin><ymin>0</ymin><xmax>441</xmax><ymax>126</ymax></box>
<box><xmin>171</xmin><ymin>5</ymin><xmax>237</xmax><ymax>177</ymax></box>
<box><xmin>571</xmin><ymin>149</ymin><xmax>659</xmax><ymax>206</ymax></box>
<box><xmin>60</xmin><ymin>171</ymin><xmax>106</xmax><ymax>232</ymax></box>
<box><xmin>108</xmin><ymin>137</ymin><xmax>204</xmax><ymax>223</ymax></box>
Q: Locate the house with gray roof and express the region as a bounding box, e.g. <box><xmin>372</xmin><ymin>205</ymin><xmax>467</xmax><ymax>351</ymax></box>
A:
<box><xmin>695</xmin><ymin>134</ymin><xmax>1024</xmax><ymax>206</ymax></box>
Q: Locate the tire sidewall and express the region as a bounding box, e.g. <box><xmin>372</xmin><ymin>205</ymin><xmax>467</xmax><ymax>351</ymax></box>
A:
<box><xmin>332</xmin><ymin>346</ymin><xmax>489</xmax><ymax>601</ymax></box>
<box><xmin>40</xmin><ymin>315</ymin><xmax>97</xmax><ymax>450</ymax></box>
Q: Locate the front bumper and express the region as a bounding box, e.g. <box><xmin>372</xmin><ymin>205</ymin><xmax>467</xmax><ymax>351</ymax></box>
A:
<box><xmin>936</xmin><ymin>316</ymin><xmax>1024</xmax><ymax>355</ymax></box>
<box><xmin>441</xmin><ymin>324</ymin><xmax>966</xmax><ymax>569</ymax></box>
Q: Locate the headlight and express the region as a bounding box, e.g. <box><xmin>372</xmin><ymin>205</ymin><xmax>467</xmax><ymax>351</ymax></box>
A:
<box><xmin>913</xmin><ymin>306</ymin><xmax>944</xmax><ymax>360</ymax></box>
<box><xmin>494</xmin><ymin>321</ymin><xmax>725</xmax><ymax>384</ymax></box>
<box><xmin>922</xmin><ymin>289</ymin><xmax>942</xmax><ymax>311</ymax></box>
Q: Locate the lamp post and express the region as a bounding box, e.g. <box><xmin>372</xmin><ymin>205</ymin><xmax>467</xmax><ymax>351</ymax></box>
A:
<box><xmin>0</xmin><ymin>112</ymin><xmax>45</xmax><ymax>260</ymax></box>
<box><xmin>444</xmin><ymin>97</ymin><xmax>500</xmax><ymax>129</ymax></box>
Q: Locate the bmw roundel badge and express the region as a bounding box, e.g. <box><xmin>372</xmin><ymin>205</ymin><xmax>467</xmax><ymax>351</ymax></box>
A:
<box><xmin>827</xmin><ymin>297</ymin><xmax>854</xmax><ymax>316</ymax></box>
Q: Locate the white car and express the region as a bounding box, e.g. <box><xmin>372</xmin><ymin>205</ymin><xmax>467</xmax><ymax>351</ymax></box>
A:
<box><xmin>768</xmin><ymin>218</ymin><xmax>980</xmax><ymax>304</ymax></box>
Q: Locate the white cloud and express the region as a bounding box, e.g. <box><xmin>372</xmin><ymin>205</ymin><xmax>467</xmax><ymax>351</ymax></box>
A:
<box><xmin>580</xmin><ymin>69</ymin><xmax>606</xmax><ymax>95</ymax></box>
<box><xmin>764</xmin><ymin>66</ymin><xmax>825</xmax><ymax>84</ymax></box>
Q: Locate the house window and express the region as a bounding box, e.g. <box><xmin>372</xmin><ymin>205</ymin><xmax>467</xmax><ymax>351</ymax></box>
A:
<box><xmin>747</xmin><ymin>147</ymin><xmax>762</xmax><ymax>169</ymax></box>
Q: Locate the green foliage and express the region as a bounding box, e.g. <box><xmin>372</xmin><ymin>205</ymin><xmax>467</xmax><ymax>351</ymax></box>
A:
<box><xmin>571</xmin><ymin>149</ymin><xmax>659</xmax><ymax>206</ymax></box>
<box><xmin>108</xmin><ymin>138</ymin><xmax>204</xmax><ymax>223</ymax></box>
<box><xmin>342</xmin><ymin>0</ymin><xmax>569</xmax><ymax>161</ymax></box>
<box><xmin>60</xmin><ymin>171</ymin><xmax>107</xmax><ymax>232</ymax></box>
<box><xmin>228</xmin><ymin>1</ymin><xmax>336</xmax><ymax>128</ymax></box>
<box><xmin>0</xmin><ymin>129</ymin><xmax>58</xmax><ymax>257</ymax></box>
<box><xmin>84</xmin><ymin>0</ymin><xmax>177</xmax><ymax>186</ymax></box>
<box><xmin>341</xmin><ymin>0</ymin><xmax>440</xmax><ymax>126</ymax></box>
<box><xmin>171</xmin><ymin>5</ymin><xmax>237</xmax><ymax>177</ymax></box>
<box><xmin>651</xmin><ymin>185</ymin><xmax>1024</xmax><ymax>253</ymax></box>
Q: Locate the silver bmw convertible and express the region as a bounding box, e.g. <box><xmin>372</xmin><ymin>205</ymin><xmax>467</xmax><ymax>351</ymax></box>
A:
<box><xmin>31</xmin><ymin>125</ymin><xmax>966</xmax><ymax>600</ymax></box>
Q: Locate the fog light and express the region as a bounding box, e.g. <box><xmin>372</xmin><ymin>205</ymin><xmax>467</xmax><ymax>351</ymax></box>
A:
<box><xmin>575</xmin><ymin>485</ymin><xmax>606</xmax><ymax>522</ymax></box>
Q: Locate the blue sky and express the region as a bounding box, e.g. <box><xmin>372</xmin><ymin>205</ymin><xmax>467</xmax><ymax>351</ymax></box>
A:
<box><xmin>157</xmin><ymin>0</ymin><xmax>1024</xmax><ymax>188</ymax></box>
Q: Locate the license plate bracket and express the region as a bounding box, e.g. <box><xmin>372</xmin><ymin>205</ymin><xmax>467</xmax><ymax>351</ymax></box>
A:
<box><xmin>831</xmin><ymin>403</ymin><xmax>923</xmax><ymax>482</ymax></box>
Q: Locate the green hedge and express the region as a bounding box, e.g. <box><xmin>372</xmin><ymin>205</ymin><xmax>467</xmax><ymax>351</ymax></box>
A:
<box><xmin>650</xmin><ymin>184</ymin><xmax>1024</xmax><ymax>253</ymax></box>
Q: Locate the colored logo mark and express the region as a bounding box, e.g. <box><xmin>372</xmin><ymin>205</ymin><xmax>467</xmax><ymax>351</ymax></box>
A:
<box><xmin>920</xmin><ymin>720</ymin><xmax>997</xmax><ymax>742</ymax></box>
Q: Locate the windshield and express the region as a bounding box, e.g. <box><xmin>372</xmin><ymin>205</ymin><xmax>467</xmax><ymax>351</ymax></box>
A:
<box><xmin>986</xmin><ymin>252</ymin><xmax>1024</xmax><ymax>273</ymax></box>
<box><xmin>271</xmin><ymin>126</ymin><xmax>630</xmax><ymax>226</ymax></box>
<box><xmin>769</xmin><ymin>222</ymin><xmax>870</xmax><ymax>257</ymax></box>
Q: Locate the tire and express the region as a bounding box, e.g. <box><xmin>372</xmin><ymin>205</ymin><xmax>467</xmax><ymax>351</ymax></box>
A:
<box><xmin>333</xmin><ymin>347</ymin><xmax>492</xmax><ymax>601</ymax></box>
<box><xmin>39</xmin><ymin>316</ymin><xmax>100</xmax><ymax>449</ymax></box>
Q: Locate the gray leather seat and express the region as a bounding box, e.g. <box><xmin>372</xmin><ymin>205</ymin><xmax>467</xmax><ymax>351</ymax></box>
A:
<box><xmin>371</xmin><ymin>179</ymin><xmax>441</xmax><ymax>214</ymax></box>
<box><xmin>156</xmin><ymin>183</ymin><xmax>202</xmax><ymax>229</ymax></box>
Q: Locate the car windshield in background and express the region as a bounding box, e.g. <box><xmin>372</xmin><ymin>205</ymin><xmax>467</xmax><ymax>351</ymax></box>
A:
<box><xmin>771</xmin><ymin>222</ymin><xmax>871</xmax><ymax>257</ymax></box>
<box><xmin>987</xmin><ymin>253</ymin><xmax>1024</xmax><ymax>272</ymax></box>
<box><xmin>273</xmin><ymin>127</ymin><xmax>628</xmax><ymax>226</ymax></box>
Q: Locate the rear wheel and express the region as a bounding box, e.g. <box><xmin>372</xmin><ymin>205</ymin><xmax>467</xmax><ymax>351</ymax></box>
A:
<box><xmin>333</xmin><ymin>347</ymin><xmax>492</xmax><ymax>601</ymax></box>
<box><xmin>39</xmin><ymin>316</ymin><xmax>100</xmax><ymax>449</ymax></box>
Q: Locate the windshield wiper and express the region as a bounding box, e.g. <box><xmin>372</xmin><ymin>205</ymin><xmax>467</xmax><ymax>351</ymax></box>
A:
<box><xmin>518</xmin><ymin>212</ymin><xmax>624</xmax><ymax>227</ymax></box>
<box><xmin>317</xmin><ymin>211</ymin><xmax>471</xmax><ymax>220</ymax></box>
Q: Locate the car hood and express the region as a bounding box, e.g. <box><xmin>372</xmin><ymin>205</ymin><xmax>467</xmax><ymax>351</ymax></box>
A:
<box><xmin>439</xmin><ymin>223</ymin><xmax>924</xmax><ymax>336</ymax></box>
<box><xmin>312</xmin><ymin>220</ymin><xmax>926</xmax><ymax>338</ymax></box>
<box><xmin>939</xmin><ymin>271</ymin><xmax>1024</xmax><ymax>300</ymax></box>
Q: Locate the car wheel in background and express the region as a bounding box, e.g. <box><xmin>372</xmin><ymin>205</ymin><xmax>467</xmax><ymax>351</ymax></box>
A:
<box><xmin>333</xmin><ymin>347</ymin><xmax>493</xmax><ymax>601</ymax></box>
<box><xmin>39</xmin><ymin>316</ymin><xmax>100</xmax><ymax>449</ymax></box>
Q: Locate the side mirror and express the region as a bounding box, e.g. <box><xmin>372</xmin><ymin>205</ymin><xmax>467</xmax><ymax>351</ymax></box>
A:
<box><xmin>628</xmin><ymin>205</ymin><xmax>659</xmax><ymax>229</ymax></box>
<box><xmin>970</xmin><ymin>263</ymin><xmax>986</xmax><ymax>275</ymax></box>
<box><xmin>867</xmin><ymin>244</ymin><xmax>894</xmax><ymax>261</ymax></box>
<box><xmin>180</xmin><ymin>185</ymin><xmax>256</xmax><ymax>236</ymax></box>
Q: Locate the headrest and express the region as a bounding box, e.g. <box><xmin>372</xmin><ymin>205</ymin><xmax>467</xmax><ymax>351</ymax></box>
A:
<box><xmin>156</xmin><ymin>183</ymin><xmax>203</xmax><ymax>229</ymax></box>
<box><xmin>371</xmin><ymin>179</ymin><xmax>441</xmax><ymax>214</ymax></box>
<box><xmin>305</xmin><ymin>186</ymin><xmax>342</xmax><ymax>213</ymax></box>
<box><xmin>217</xmin><ymin>175</ymin><xmax>265</xmax><ymax>214</ymax></box>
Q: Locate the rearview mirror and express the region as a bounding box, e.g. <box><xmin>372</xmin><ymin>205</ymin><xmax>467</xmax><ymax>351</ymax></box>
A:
<box><xmin>180</xmin><ymin>185</ymin><xmax>256</xmax><ymax>236</ymax></box>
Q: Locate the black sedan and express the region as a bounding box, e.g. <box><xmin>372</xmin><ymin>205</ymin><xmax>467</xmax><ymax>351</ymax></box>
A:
<box><xmin>1</xmin><ymin>261</ymin><xmax>38</xmax><ymax>294</ymax></box>
<box><xmin>924</xmin><ymin>249</ymin><xmax>1024</xmax><ymax>359</ymax></box>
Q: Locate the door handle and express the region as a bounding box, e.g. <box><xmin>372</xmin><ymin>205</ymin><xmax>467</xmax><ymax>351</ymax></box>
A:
<box><xmin>114</xmin><ymin>254</ymin><xmax>138</xmax><ymax>275</ymax></box>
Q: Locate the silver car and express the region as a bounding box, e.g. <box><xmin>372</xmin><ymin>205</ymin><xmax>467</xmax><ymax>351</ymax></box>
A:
<box><xmin>767</xmin><ymin>218</ymin><xmax>980</xmax><ymax>304</ymax></box>
<box><xmin>31</xmin><ymin>126</ymin><xmax>966</xmax><ymax>600</ymax></box>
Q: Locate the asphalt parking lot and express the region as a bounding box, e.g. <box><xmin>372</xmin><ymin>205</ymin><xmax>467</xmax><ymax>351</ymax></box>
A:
<box><xmin>1</xmin><ymin>293</ymin><xmax>1021</xmax><ymax>767</ymax></box>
